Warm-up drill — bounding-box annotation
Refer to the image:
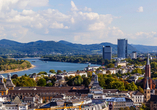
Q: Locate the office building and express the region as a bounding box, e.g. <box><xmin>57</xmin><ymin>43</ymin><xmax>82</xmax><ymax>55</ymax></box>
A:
<box><xmin>102</xmin><ymin>46</ymin><xmax>112</xmax><ymax>60</ymax></box>
<box><xmin>117</xmin><ymin>39</ymin><xmax>127</xmax><ymax>59</ymax></box>
<box><xmin>131</xmin><ymin>51</ymin><xmax>137</xmax><ymax>59</ymax></box>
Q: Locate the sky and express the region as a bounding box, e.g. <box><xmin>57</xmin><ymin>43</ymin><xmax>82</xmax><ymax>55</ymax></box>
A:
<box><xmin>0</xmin><ymin>0</ymin><xmax>157</xmax><ymax>45</ymax></box>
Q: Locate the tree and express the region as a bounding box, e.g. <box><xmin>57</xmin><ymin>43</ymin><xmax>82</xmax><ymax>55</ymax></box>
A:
<box><xmin>132</xmin><ymin>68</ymin><xmax>142</xmax><ymax>74</ymax></box>
<box><xmin>130</xmin><ymin>106</ymin><xmax>136</xmax><ymax>110</ymax></box>
<box><xmin>151</xmin><ymin>62</ymin><xmax>157</xmax><ymax>72</ymax></box>
<box><xmin>46</xmin><ymin>83</ymin><xmax>52</xmax><ymax>86</ymax></box>
<box><xmin>106</xmin><ymin>70</ymin><xmax>111</xmax><ymax>74</ymax></box>
<box><xmin>66</xmin><ymin>75</ymin><xmax>75</xmax><ymax>86</ymax></box>
<box><xmin>57</xmin><ymin>70</ymin><xmax>62</xmax><ymax>74</ymax></box>
<box><xmin>11</xmin><ymin>74</ymin><xmax>18</xmax><ymax>79</ymax></box>
<box><xmin>12</xmin><ymin>75</ymin><xmax>36</xmax><ymax>87</ymax></box>
<box><xmin>130</xmin><ymin>82</ymin><xmax>138</xmax><ymax>91</ymax></box>
<box><xmin>111</xmin><ymin>81</ymin><xmax>125</xmax><ymax>91</ymax></box>
<box><xmin>106</xmin><ymin>63</ymin><xmax>115</xmax><ymax>68</ymax></box>
<box><xmin>117</xmin><ymin>65</ymin><xmax>121</xmax><ymax>68</ymax></box>
<box><xmin>74</xmin><ymin>75</ymin><xmax>83</xmax><ymax>86</ymax></box>
<box><xmin>140</xmin><ymin>103</ymin><xmax>149</xmax><ymax>110</ymax></box>
<box><xmin>49</xmin><ymin>69</ymin><xmax>56</xmax><ymax>73</ymax></box>
<box><xmin>87</xmin><ymin>71</ymin><xmax>92</xmax><ymax>78</ymax></box>
<box><xmin>124</xmin><ymin>107</ymin><xmax>130</xmax><ymax>110</ymax></box>
<box><xmin>37</xmin><ymin>78</ymin><xmax>46</xmax><ymax>86</ymax></box>
<box><xmin>138</xmin><ymin>86</ymin><xmax>144</xmax><ymax>93</ymax></box>
<box><xmin>83</xmin><ymin>77</ymin><xmax>91</xmax><ymax>87</ymax></box>
<box><xmin>37</xmin><ymin>71</ymin><xmax>47</xmax><ymax>75</ymax></box>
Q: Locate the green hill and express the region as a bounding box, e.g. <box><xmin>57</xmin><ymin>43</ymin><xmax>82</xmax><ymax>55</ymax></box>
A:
<box><xmin>0</xmin><ymin>39</ymin><xmax>138</xmax><ymax>55</ymax></box>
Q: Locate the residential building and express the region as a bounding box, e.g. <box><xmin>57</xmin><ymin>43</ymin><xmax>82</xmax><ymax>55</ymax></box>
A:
<box><xmin>103</xmin><ymin>46</ymin><xmax>112</xmax><ymax>60</ymax></box>
<box><xmin>131</xmin><ymin>91</ymin><xmax>144</xmax><ymax>106</ymax></box>
<box><xmin>117</xmin><ymin>39</ymin><xmax>128</xmax><ymax>59</ymax></box>
<box><xmin>104</xmin><ymin>97</ymin><xmax>133</xmax><ymax>110</ymax></box>
<box><xmin>115</xmin><ymin>60</ymin><xmax>127</xmax><ymax>67</ymax></box>
<box><xmin>84</xmin><ymin>66</ymin><xmax>100</xmax><ymax>71</ymax></box>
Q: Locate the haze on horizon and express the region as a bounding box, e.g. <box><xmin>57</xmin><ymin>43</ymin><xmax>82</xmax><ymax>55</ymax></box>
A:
<box><xmin>0</xmin><ymin>0</ymin><xmax>157</xmax><ymax>46</ymax></box>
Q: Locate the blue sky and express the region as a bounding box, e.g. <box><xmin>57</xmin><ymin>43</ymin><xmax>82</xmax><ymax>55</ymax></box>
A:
<box><xmin>0</xmin><ymin>0</ymin><xmax>157</xmax><ymax>45</ymax></box>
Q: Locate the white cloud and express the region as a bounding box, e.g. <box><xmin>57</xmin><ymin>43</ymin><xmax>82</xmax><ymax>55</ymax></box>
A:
<box><xmin>88</xmin><ymin>22</ymin><xmax>106</xmax><ymax>30</ymax></box>
<box><xmin>22</xmin><ymin>10</ymin><xmax>35</xmax><ymax>15</ymax></box>
<box><xmin>137</xmin><ymin>6</ymin><xmax>143</xmax><ymax>12</ymax></box>
<box><xmin>71</xmin><ymin>17</ymin><xmax>75</xmax><ymax>24</ymax></box>
<box><xmin>71</xmin><ymin>1</ymin><xmax>78</xmax><ymax>11</ymax></box>
<box><xmin>50</xmin><ymin>22</ymin><xmax>68</xmax><ymax>29</ymax></box>
<box><xmin>0</xmin><ymin>0</ymin><xmax>156</xmax><ymax>45</ymax></box>
<box><xmin>74</xmin><ymin>36</ymin><xmax>80</xmax><ymax>41</ymax></box>
<box><xmin>84</xmin><ymin>7</ymin><xmax>92</xmax><ymax>11</ymax></box>
<box><xmin>0</xmin><ymin>0</ymin><xmax>49</xmax><ymax>11</ymax></box>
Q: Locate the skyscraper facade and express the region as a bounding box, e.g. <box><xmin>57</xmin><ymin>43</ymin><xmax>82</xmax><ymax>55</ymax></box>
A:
<box><xmin>117</xmin><ymin>39</ymin><xmax>127</xmax><ymax>58</ymax></box>
<box><xmin>103</xmin><ymin>46</ymin><xmax>112</xmax><ymax>60</ymax></box>
<box><xmin>131</xmin><ymin>51</ymin><xmax>137</xmax><ymax>59</ymax></box>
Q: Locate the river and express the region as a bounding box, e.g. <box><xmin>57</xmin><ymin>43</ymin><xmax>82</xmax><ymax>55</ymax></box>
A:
<box><xmin>1</xmin><ymin>58</ymin><xmax>100</xmax><ymax>77</ymax></box>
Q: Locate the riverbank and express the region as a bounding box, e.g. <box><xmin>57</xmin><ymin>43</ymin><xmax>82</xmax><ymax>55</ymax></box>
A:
<box><xmin>0</xmin><ymin>64</ymin><xmax>36</xmax><ymax>74</ymax></box>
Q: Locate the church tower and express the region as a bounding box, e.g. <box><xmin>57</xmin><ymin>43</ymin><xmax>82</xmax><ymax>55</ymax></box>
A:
<box><xmin>143</xmin><ymin>54</ymin><xmax>156</xmax><ymax>90</ymax></box>
<box><xmin>144</xmin><ymin>78</ymin><xmax>151</xmax><ymax>103</ymax></box>
<box><xmin>6</xmin><ymin>73</ymin><xmax>15</xmax><ymax>90</ymax></box>
<box><xmin>0</xmin><ymin>75</ymin><xmax>8</xmax><ymax>95</ymax></box>
<box><xmin>145</xmin><ymin>55</ymin><xmax>151</xmax><ymax>78</ymax></box>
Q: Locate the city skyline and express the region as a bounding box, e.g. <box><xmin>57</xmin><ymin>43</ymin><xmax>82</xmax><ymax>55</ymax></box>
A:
<box><xmin>0</xmin><ymin>0</ymin><xmax>157</xmax><ymax>45</ymax></box>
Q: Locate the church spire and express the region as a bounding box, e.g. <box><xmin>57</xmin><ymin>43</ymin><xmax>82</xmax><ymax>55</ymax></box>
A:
<box><xmin>147</xmin><ymin>54</ymin><xmax>150</xmax><ymax>65</ymax></box>
<box><xmin>145</xmin><ymin>54</ymin><xmax>151</xmax><ymax>78</ymax></box>
<box><xmin>145</xmin><ymin>78</ymin><xmax>150</xmax><ymax>90</ymax></box>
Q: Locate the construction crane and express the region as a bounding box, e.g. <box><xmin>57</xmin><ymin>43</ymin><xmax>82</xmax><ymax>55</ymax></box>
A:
<box><xmin>35</xmin><ymin>101</ymin><xmax>84</xmax><ymax>110</ymax></box>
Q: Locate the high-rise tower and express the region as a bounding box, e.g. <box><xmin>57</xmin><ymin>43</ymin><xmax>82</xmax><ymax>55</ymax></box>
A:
<box><xmin>117</xmin><ymin>39</ymin><xmax>127</xmax><ymax>58</ymax></box>
<box><xmin>103</xmin><ymin>46</ymin><xmax>112</xmax><ymax>60</ymax></box>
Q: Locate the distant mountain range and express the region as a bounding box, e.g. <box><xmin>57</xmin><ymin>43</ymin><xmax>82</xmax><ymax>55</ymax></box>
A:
<box><xmin>0</xmin><ymin>39</ymin><xmax>156</xmax><ymax>55</ymax></box>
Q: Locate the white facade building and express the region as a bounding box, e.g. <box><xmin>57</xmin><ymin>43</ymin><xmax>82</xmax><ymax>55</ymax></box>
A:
<box><xmin>131</xmin><ymin>91</ymin><xmax>144</xmax><ymax>106</ymax></box>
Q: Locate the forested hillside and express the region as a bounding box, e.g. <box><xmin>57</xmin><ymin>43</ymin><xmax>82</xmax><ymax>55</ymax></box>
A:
<box><xmin>0</xmin><ymin>58</ymin><xmax>31</xmax><ymax>71</ymax></box>
<box><xmin>0</xmin><ymin>39</ymin><xmax>137</xmax><ymax>55</ymax></box>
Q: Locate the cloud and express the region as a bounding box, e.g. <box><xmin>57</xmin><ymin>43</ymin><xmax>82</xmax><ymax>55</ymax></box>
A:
<box><xmin>71</xmin><ymin>1</ymin><xmax>78</xmax><ymax>11</ymax></box>
<box><xmin>50</xmin><ymin>22</ymin><xmax>68</xmax><ymax>29</ymax></box>
<box><xmin>84</xmin><ymin>7</ymin><xmax>92</xmax><ymax>11</ymax></box>
<box><xmin>71</xmin><ymin>17</ymin><xmax>75</xmax><ymax>24</ymax></box>
<box><xmin>0</xmin><ymin>0</ymin><xmax>49</xmax><ymax>11</ymax></box>
<box><xmin>0</xmin><ymin>0</ymin><xmax>157</xmax><ymax>45</ymax></box>
<box><xmin>137</xmin><ymin>6</ymin><xmax>143</xmax><ymax>12</ymax></box>
<box><xmin>88</xmin><ymin>22</ymin><xmax>106</xmax><ymax>30</ymax></box>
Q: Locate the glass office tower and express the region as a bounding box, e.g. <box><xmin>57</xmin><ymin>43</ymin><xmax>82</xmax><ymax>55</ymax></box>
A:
<box><xmin>117</xmin><ymin>39</ymin><xmax>127</xmax><ymax>58</ymax></box>
<box><xmin>103</xmin><ymin>46</ymin><xmax>112</xmax><ymax>60</ymax></box>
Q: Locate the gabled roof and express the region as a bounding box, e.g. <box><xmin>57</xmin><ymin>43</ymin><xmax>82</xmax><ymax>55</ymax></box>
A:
<box><xmin>12</xmin><ymin>96</ymin><xmax>22</xmax><ymax>104</ymax></box>
<box><xmin>134</xmin><ymin>91</ymin><xmax>144</xmax><ymax>95</ymax></box>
